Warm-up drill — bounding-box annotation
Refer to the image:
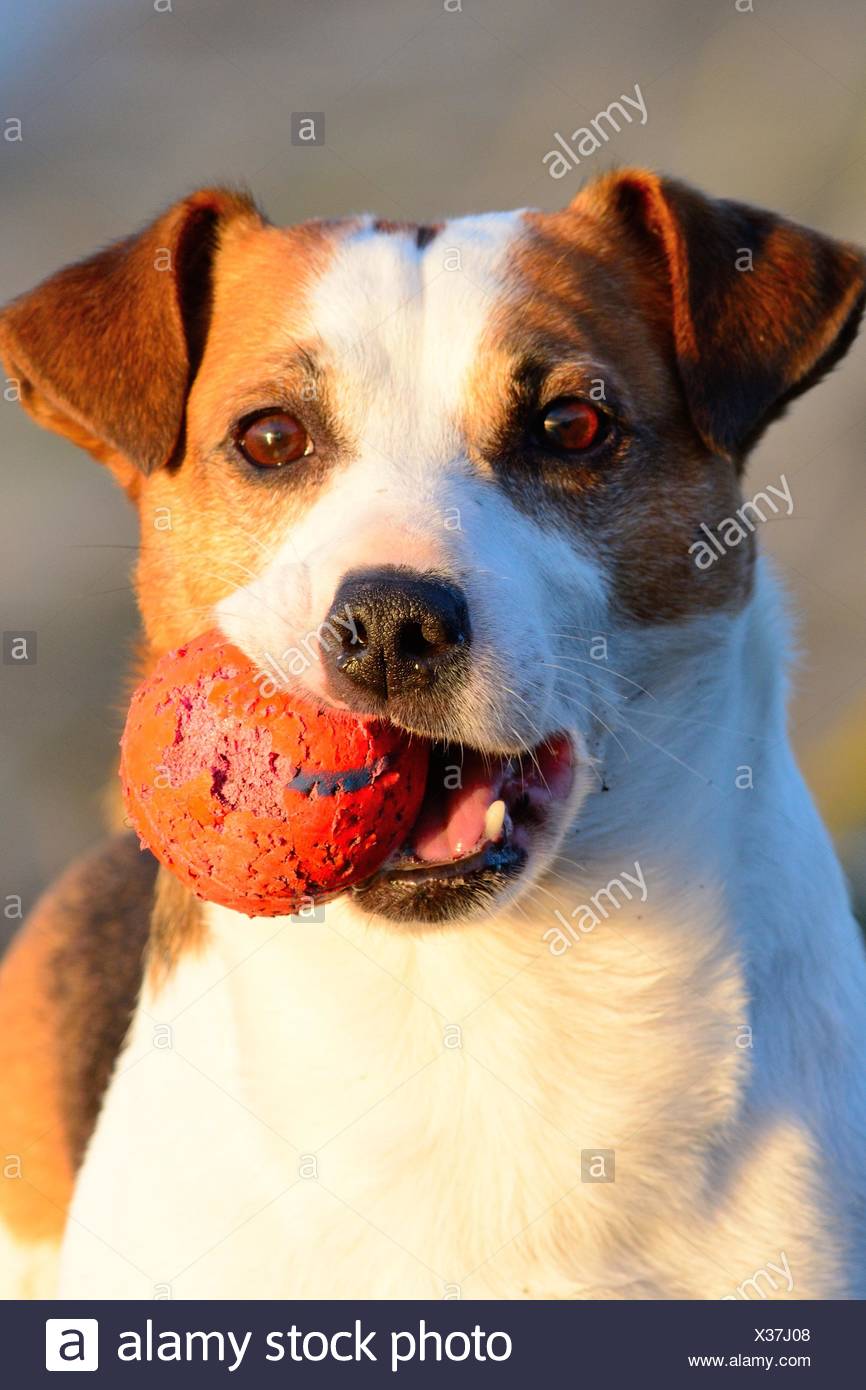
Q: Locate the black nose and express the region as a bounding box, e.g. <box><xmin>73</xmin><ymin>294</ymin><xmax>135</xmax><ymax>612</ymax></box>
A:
<box><xmin>325</xmin><ymin>567</ymin><xmax>471</xmax><ymax>704</ymax></box>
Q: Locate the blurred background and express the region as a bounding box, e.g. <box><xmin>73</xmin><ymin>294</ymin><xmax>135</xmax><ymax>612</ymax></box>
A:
<box><xmin>1</xmin><ymin>0</ymin><xmax>865</xmax><ymax>950</ymax></box>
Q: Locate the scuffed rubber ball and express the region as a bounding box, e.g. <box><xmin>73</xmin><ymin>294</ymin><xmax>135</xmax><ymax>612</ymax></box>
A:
<box><xmin>120</xmin><ymin>630</ymin><xmax>428</xmax><ymax>916</ymax></box>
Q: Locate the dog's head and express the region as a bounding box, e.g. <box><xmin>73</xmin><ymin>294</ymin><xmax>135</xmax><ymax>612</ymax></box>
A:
<box><xmin>3</xmin><ymin>172</ymin><xmax>863</xmax><ymax>925</ymax></box>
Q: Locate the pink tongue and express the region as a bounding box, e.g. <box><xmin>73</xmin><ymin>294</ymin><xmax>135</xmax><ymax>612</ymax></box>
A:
<box><xmin>407</xmin><ymin>736</ymin><xmax>574</xmax><ymax>866</ymax></box>
<box><xmin>412</xmin><ymin>758</ymin><xmax>501</xmax><ymax>863</ymax></box>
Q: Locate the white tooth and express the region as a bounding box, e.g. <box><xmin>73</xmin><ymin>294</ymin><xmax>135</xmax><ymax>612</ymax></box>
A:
<box><xmin>484</xmin><ymin>799</ymin><xmax>507</xmax><ymax>843</ymax></box>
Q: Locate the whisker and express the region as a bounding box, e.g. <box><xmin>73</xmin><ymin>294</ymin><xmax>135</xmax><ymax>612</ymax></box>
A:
<box><xmin>552</xmin><ymin>853</ymin><xmax>589</xmax><ymax>874</ymax></box>
<box><xmin>543</xmin><ymin>665</ymin><xmax>630</xmax><ymax>709</ymax></box>
<box><xmin>539</xmin><ymin>863</ymin><xmax>584</xmax><ymax>888</ymax></box>
<box><xmin>507</xmin><ymin>725</ymin><xmax>552</xmax><ymax>797</ymax></box>
<box><xmin>546</xmin><ymin>656</ymin><xmax>655</xmax><ymax>699</ymax></box>
<box><xmin>238</xmin><ymin>531</ymin><xmax>276</xmax><ymax>559</ymax></box>
<box><xmin>553</xmin><ymin>689</ymin><xmax>631</xmax><ymax>761</ymax></box>
<box><xmin>217</xmin><ymin>556</ymin><xmax>268</xmax><ymax>585</ymax></box>
<box><xmin>498</xmin><ymin>687</ymin><xmax>555</xmax><ymax>791</ymax></box>
<box><xmin>197</xmin><ymin>570</ymin><xmax>290</xmax><ymax>628</ymax></box>
<box><xmin>464</xmin><ymin>566</ymin><xmax>520</xmax><ymax>584</ymax></box>
<box><xmin>606</xmin><ymin>703</ymin><xmax>769</xmax><ymax>743</ymax></box>
<box><xmin>543</xmin><ymin>665</ymin><xmax>764</xmax><ymax>741</ymax></box>
<box><xmin>620</xmin><ymin>722</ymin><xmax>713</xmax><ymax>787</ymax></box>
<box><xmin>81</xmin><ymin>585</ymin><xmax>139</xmax><ymax>598</ymax></box>
<box><xmin>522</xmin><ymin>877</ymin><xmax>565</xmax><ymax>907</ymax></box>
<box><xmin>534</xmin><ymin>672</ymin><xmax>712</xmax><ymax>786</ymax></box>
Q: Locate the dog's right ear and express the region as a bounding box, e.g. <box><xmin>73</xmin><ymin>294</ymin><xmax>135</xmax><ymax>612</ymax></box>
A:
<box><xmin>0</xmin><ymin>187</ymin><xmax>262</xmax><ymax>483</ymax></box>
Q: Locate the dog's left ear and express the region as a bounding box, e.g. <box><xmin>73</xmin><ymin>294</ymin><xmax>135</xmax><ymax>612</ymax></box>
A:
<box><xmin>575</xmin><ymin>169</ymin><xmax>866</xmax><ymax>459</ymax></box>
<box><xmin>0</xmin><ymin>187</ymin><xmax>263</xmax><ymax>480</ymax></box>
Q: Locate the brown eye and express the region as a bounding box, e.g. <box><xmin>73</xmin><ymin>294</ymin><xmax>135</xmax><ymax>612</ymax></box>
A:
<box><xmin>538</xmin><ymin>398</ymin><xmax>604</xmax><ymax>453</ymax></box>
<box><xmin>236</xmin><ymin>411</ymin><xmax>311</xmax><ymax>468</ymax></box>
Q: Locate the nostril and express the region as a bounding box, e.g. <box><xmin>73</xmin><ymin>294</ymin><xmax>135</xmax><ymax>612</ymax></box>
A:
<box><xmin>344</xmin><ymin>615</ymin><xmax>366</xmax><ymax>649</ymax></box>
<box><xmin>398</xmin><ymin>619</ymin><xmax>435</xmax><ymax>659</ymax></box>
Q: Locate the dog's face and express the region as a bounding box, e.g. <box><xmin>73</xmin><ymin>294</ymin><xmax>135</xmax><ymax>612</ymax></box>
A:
<box><xmin>3</xmin><ymin>172</ymin><xmax>863</xmax><ymax>925</ymax></box>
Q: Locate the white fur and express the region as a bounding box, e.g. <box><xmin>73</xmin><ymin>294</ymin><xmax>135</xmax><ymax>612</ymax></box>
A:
<box><xmin>51</xmin><ymin>219</ymin><xmax>866</xmax><ymax>1299</ymax></box>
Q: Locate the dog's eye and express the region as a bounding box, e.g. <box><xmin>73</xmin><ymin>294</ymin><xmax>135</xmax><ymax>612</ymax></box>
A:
<box><xmin>236</xmin><ymin>411</ymin><xmax>311</xmax><ymax>467</ymax></box>
<box><xmin>537</xmin><ymin>398</ymin><xmax>605</xmax><ymax>453</ymax></box>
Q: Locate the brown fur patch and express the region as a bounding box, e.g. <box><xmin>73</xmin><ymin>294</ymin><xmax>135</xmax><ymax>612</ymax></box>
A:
<box><xmin>464</xmin><ymin>173</ymin><xmax>862</xmax><ymax>625</ymax></box>
<box><xmin>133</xmin><ymin>216</ymin><xmax>343</xmax><ymax>656</ymax></box>
<box><xmin>0</xmin><ymin>834</ymin><xmax>156</xmax><ymax>1243</ymax></box>
<box><xmin>464</xmin><ymin>205</ymin><xmax>753</xmax><ymax>624</ymax></box>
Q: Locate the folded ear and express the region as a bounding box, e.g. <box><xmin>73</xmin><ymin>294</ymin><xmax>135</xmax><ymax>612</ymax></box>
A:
<box><xmin>0</xmin><ymin>187</ymin><xmax>262</xmax><ymax>477</ymax></box>
<box><xmin>574</xmin><ymin>169</ymin><xmax>866</xmax><ymax>460</ymax></box>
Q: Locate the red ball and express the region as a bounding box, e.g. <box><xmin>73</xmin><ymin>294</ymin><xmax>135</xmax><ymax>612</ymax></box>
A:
<box><xmin>120</xmin><ymin>630</ymin><xmax>428</xmax><ymax>916</ymax></box>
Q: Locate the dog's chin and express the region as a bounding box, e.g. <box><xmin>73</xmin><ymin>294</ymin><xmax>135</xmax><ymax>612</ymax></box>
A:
<box><xmin>350</xmin><ymin>732</ymin><xmax>577</xmax><ymax>928</ymax></box>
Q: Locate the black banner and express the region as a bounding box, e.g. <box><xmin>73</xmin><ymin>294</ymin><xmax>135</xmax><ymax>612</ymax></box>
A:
<box><xmin>5</xmin><ymin>1298</ymin><xmax>855</xmax><ymax>1385</ymax></box>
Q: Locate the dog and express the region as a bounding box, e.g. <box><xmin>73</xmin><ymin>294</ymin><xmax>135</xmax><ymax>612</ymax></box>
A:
<box><xmin>1</xmin><ymin>169</ymin><xmax>865</xmax><ymax>1300</ymax></box>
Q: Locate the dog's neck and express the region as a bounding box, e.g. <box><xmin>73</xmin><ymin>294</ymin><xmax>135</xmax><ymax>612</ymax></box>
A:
<box><xmin>556</xmin><ymin>562</ymin><xmax>854</xmax><ymax>979</ymax></box>
<box><xmin>570</xmin><ymin>563</ymin><xmax>789</xmax><ymax>870</ymax></box>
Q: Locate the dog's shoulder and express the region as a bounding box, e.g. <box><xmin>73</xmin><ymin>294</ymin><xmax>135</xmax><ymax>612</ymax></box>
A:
<box><xmin>0</xmin><ymin>833</ymin><xmax>157</xmax><ymax>1189</ymax></box>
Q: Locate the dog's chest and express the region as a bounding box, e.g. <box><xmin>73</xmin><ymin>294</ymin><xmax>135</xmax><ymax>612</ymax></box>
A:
<box><xmin>61</xmin><ymin>891</ymin><xmax>795</xmax><ymax>1299</ymax></box>
<box><xmin>63</xmin><ymin>900</ymin><xmax>615</xmax><ymax>1295</ymax></box>
<box><xmin>140</xmin><ymin>904</ymin><xmax>622</xmax><ymax>1297</ymax></box>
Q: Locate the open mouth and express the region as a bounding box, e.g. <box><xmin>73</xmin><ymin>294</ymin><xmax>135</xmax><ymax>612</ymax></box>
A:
<box><xmin>352</xmin><ymin>733</ymin><xmax>575</xmax><ymax>924</ymax></box>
